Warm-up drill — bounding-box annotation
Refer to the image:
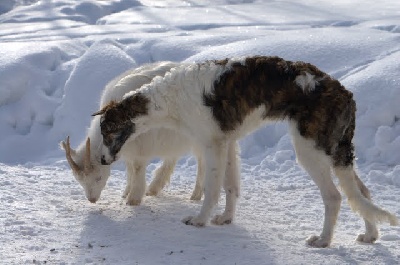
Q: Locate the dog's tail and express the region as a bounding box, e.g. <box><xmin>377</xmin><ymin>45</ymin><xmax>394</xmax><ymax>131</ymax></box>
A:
<box><xmin>334</xmin><ymin>167</ymin><xmax>398</xmax><ymax>226</ymax></box>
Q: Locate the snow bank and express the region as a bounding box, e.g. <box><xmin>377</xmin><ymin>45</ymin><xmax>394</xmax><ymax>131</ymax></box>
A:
<box><xmin>342</xmin><ymin>51</ymin><xmax>400</xmax><ymax>166</ymax></box>
<box><xmin>0</xmin><ymin>41</ymin><xmax>84</xmax><ymax>163</ymax></box>
<box><xmin>51</xmin><ymin>39</ymin><xmax>137</xmax><ymax>148</ymax></box>
<box><xmin>0</xmin><ymin>11</ymin><xmax>399</xmax><ymax>168</ymax></box>
<box><xmin>0</xmin><ymin>38</ymin><xmax>138</xmax><ymax>163</ymax></box>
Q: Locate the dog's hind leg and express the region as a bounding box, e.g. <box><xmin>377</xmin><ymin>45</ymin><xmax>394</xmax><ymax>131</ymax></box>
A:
<box><xmin>331</xmin><ymin>121</ymin><xmax>398</xmax><ymax>243</ymax></box>
<box><xmin>147</xmin><ymin>158</ymin><xmax>177</xmax><ymax>196</ymax></box>
<box><xmin>212</xmin><ymin>141</ymin><xmax>240</xmax><ymax>225</ymax></box>
<box><xmin>353</xmin><ymin>173</ymin><xmax>379</xmax><ymax>243</ymax></box>
<box><xmin>190</xmin><ymin>152</ymin><xmax>205</xmax><ymax>201</ymax></box>
<box><xmin>290</xmin><ymin>123</ymin><xmax>341</xmax><ymax>248</ymax></box>
<box><xmin>333</xmin><ymin>166</ymin><xmax>398</xmax><ymax>242</ymax></box>
<box><xmin>122</xmin><ymin>163</ymin><xmax>132</xmax><ymax>198</ymax></box>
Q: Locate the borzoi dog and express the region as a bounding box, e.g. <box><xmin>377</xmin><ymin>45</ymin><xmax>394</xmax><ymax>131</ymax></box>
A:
<box><xmin>94</xmin><ymin>56</ymin><xmax>398</xmax><ymax>247</ymax></box>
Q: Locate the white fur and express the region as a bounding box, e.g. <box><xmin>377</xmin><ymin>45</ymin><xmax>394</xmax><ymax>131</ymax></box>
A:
<box><xmin>64</xmin><ymin>62</ymin><xmax>204</xmax><ymax>205</ymax></box>
<box><xmin>295</xmin><ymin>71</ymin><xmax>317</xmax><ymax>93</ymax></box>
<box><xmin>101</xmin><ymin>59</ymin><xmax>398</xmax><ymax>247</ymax></box>
<box><xmin>102</xmin><ymin>60</ymin><xmax>268</xmax><ymax>225</ymax></box>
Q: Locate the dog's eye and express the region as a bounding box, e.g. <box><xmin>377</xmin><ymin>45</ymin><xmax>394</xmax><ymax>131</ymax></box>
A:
<box><xmin>103</xmin><ymin>135</ymin><xmax>113</xmax><ymax>145</ymax></box>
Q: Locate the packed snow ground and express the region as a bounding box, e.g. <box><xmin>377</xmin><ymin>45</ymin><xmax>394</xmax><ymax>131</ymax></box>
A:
<box><xmin>0</xmin><ymin>0</ymin><xmax>399</xmax><ymax>264</ymax></box>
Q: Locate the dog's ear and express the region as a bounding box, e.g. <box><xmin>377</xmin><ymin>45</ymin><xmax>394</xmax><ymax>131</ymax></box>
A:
<box><xmin>92</xmin><ymin>100</ymin><xmax>118</xmax><ymax>117</ymax></box>
<box><xmin>92</xmin><ymin>109</ymin><xmax>105</xmax><ymax>117</ymax></box>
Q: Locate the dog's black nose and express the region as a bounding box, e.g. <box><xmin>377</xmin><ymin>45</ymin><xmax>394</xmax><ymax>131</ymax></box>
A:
<box><xmin>101</xmin><ymin>155</ymin><xmax>107</xmax><ymax>165</ymax></box>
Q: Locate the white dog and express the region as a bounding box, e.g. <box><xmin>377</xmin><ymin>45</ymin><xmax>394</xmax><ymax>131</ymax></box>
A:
<box><xmin>61</xmin><ymin>62</ymin><xmax>204</xmax><ymax>205</ymax></box>
<box><xmin>95</xmin><ymin>56</ymin><xmax>398</xmax><ymax>247</ymax></box>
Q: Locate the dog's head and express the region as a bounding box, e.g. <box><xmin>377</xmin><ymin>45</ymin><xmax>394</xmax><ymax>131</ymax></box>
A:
<box><xmin>93</xmin><ymin>95</ymin><xmax>150</xmax><ymax>165</ymax></box>
<box><xmin>60</xmin><ymin>136</ymin><xmax>111</xmax><ymax>203</ymax></box>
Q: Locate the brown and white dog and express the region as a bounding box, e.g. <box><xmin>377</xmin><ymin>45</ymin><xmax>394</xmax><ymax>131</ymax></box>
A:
<box><xmin>94</xmin><ymin>56</ymin><xmax>398</xmax><ymax>247</ymax></box>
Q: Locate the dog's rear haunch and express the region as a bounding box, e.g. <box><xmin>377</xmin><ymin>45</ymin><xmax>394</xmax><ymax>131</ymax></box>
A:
<box><xmin>95</xmin><ymin>56</ymin><xmax>398</xmax><ymax>247</ymax></box>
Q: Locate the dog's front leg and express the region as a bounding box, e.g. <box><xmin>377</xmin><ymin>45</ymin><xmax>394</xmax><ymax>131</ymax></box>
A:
<box><xmin>183</xmin><ymin>140</ymin><xmax>228</xmax><ymax>227</ymax></box>
<box><xmin>125</xmin><ymin>160</ymin><xmax>147</xmax><ymax>206</ymax></box>
<box><xmin>212</xmin><ymin>141</ymin><xmax>240</xmax><ymax>225</ymax></box>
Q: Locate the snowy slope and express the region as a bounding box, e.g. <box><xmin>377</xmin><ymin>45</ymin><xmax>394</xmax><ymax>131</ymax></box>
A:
<box><xmin>0</xmin><ymin>0</ymin><xmax>399</xmax><ymax>264</ymax></box>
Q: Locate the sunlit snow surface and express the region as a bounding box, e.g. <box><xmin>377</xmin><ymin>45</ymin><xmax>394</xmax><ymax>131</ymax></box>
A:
<box><xmin>0</xmin><ymin>0</ymin><xmax>399</xmax><ymax>264</ymax></box>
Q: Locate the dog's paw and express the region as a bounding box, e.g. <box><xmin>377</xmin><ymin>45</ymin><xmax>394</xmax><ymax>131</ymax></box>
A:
<box><xmin>126</xmin><ymin>198</ymin><xmax>142</xmax><ymax>206</ymax></box>
<box><xmin>211</xmin><ymin>213</ymin><xmax>233</xmax><ymax>225</ymax></box>
<box><xmin>146</xmin><ymin>182</ymin><xmax>163</xmax><ymax>196</ymax></box>
<box><xmin>356</xmin><ymin>233</ymin><xmax>377</xmax><ymax>244</ymax></box>
<box><xmin>190</xmin><ymin>192</ymin><xmax>202</xmax><ymax>201</ymax></box>
<box><xmin>122</xmin><ymin>189</ymin><xmax>130</xmax><ymax>198</ymax></box>
<box><xmin>182</xmin><ymin>216</ymin><xmax>206</xmax><ymax>227</ymax></box>
<box><xmin>306</xmin><ymin>235</ymin><xmax>330</xmax><ymax>248</ymax></box>
<box><xmin>146</xmin><ymin>189</ymin><xmax>158</xmax><ymax>196</ymax></box>
<box><xmin>357</xmin><ymin>225</ymin><xmax>379</xmax><ymax>244</ymax></box>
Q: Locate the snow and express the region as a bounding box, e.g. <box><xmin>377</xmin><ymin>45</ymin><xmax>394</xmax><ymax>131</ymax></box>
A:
<box><xmin>0</xmin><ymin>0</ymin><xmax>399</xmax><ymax>264</ymax></box>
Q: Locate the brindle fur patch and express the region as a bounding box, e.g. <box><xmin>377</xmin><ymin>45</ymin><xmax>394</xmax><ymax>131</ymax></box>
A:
<box><xmin>203</xmin><ymin>56</ymin><xmax>356</xmax><ymax>167</ymax></box>
<box><xmin>96</xmin><ymin>93</ymin><xmax>150</xmax><ymax>158</ymax></box>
